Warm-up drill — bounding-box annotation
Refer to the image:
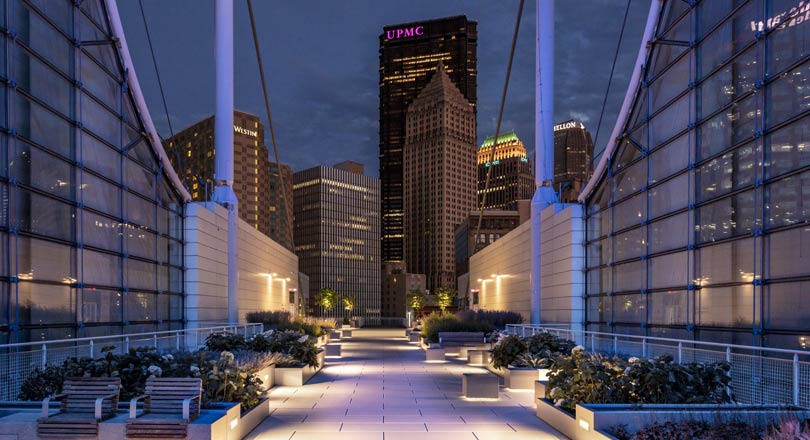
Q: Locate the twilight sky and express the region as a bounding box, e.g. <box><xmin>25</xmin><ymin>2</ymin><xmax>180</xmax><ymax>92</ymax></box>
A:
<box><xmin>117</xmin><ymin>0</ymin><xmax>649</xmax><ymax>176</ymax></box>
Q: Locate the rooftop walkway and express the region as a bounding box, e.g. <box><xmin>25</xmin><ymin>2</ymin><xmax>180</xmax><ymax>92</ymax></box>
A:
<box><xmin>246</xmin><ymin>328</ymin><xmax>565</xmax><ymax>440</ymax></box>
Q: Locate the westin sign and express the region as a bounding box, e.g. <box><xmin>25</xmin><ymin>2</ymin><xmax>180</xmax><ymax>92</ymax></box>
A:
<box><xmin>386</xmin><ymin>25</ymin><xmax>424</xmax><ymax>40</ymax></box>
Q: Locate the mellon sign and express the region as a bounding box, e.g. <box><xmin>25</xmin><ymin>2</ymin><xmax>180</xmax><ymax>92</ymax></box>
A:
<box><xmin>386</xmin><ymin>25</ymin><xmax>424</xmax><ymax>40</ymax></box>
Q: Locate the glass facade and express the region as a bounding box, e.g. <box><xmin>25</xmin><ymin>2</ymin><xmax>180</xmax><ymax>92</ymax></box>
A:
<box><xmin>584</xmin><ymin>0</ymin><xmax>810</xmax><ymax>349</ymax></box>
<box><xmin>0</xmin><ymin>0</ymin><xmax>185</xmax><ymax>343</ymax></box>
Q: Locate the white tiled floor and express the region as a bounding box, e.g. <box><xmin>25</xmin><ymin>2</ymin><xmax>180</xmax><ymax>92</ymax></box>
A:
<box><xmin>245</xmin><ymin>328</ymin><xmax>566</xmax><ymax>440</ymax></box>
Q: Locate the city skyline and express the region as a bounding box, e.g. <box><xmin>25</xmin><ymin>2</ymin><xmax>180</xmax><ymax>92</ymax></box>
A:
<box><xmin>117</xmin><ymin>0</ymin><xmax>649</xmax><ymax>176</ymax></box>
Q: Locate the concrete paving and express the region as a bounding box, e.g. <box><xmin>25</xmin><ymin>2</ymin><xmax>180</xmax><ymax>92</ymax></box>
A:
<box><xmin>246</xmin><ymin>328</ymin><xmax>566</xmax><ymax>440</ymax></box>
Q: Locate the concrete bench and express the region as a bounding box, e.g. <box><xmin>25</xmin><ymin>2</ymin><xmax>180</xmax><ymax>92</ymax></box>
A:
<box><xmin>408</xmin><ymin>332</ymin><xmax>421</xmax><ymax>343</ymax></box>
<box><xmin>467</xmin><ymin>349</ymin><xmax>491</xmax><ymax>366</ymax></box>
<box><xmin>425</xmin><ymin>346</ymin><xmax>446</xmax><ymax>362</ymax></box>
<box><xmin>462</xmin><ymin>373</ymin><xmax>499</xmax><ymax>399</ymax></box>
<box><xmin>329</xmin><ymin>329</ymin><xmax>342</xmax><ymax>340</ymax></box>
<box><xmin>325</xmin><ymin>344</ymin><xmax>341</xmax><ymax>357</ymax></box>
<box><xmin>341</xmin><ymin>329</ymin><xmax>353</xmax><ymax>338</ymax></box>
<box><xmin>458</xmin><ymin>344</ymin><xmax>490</xmax><ymax>360</ymax></box>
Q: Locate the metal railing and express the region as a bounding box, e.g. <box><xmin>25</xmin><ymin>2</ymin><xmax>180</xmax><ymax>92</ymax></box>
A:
<box><xmin>0</xmin><ymin>323</ymin><xmax>263</xmax><ymax>401</ymax></box>
<box><xmin>505</xmin><ymin>324</ymin><xmax>810</xmax><ymax>407</ymax></box>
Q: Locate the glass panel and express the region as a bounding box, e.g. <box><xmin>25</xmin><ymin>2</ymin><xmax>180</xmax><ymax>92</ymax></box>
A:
<box><xmin>125</xmin><ymin>291</ymin><xmax>156</xmax><ymax>322</ymax></box>
<box><xmin>17</xmin><ymin>236</ymin><xmax>75</xmax><ymax>283</ymax></box>
<box><xmin>126</xmin><ymin>226</ymin><xmax>155</xmax><ymax>260</ymax></box>
<box><xmin>766</xmin><ymin>227</ymin><xmax>810</xmax><ymax>279</ymax></box>
<box><xmin>649</xmin><ymin>251</ymin><xmax>688</xmax><ymax>289</ymax></box>
<box><xmin>126</xmin><ymin>160</ymin><xmax>155</xmax><ymax>198</ymax></box>
<box><xmin>10</xmin><ymin>142</ymin><xmax>73</xmax><ymax>199</ymax></box>
<box><xmin>698</xmin><ymin>0</ymin><xmax>756</xmax><ymax>78</ymax></box>
<box><xmin>697</xmin><ymin>238</ymin><xmax>756</xmax><ymax>286</ymax></box>
<box><xmin>697</xmin><ymin>190</ymin><xmax>757</xmax><ymax>243</ymax></box>
<box><xmin>82</xmin><ymin>249</ymin><xmax>121</xmax><ymax>287</ymax></box>
<box><xmin>15</xmin><ymin>5</ymin><xmax>72</xmax><ymax>74</ymax></box>
<box><xmin>697</xmin><ymin>142</ymin><xmax>757</xmax><ymax>202</ymax></box>
<box><xmin>649</xmin><ymin>95</ymin><xmax>689</xmax><ymax>148</ymax></box>
<box><xmin>613</xmin><ymin>193</ymin><xmax>646</xmax><ymax>231</ymax></box>
<box><xmin>650</xmin><ymin>54</ymin><xmax>690</xmax><ymax>113</ymax></box>
<box><xmin>697</xmin><ymin>0</ymin><xmax>747</xmax><ymax>39</ymax></box>
<box><xmin>28</xmin><ymin>0</ymin><xmax>73</xmax><ymax>35</ymax></box>
<box><xmin>615</xmin><ymin>158</ymin><xmax>646</xmax><ymax>199</ymax></box>
<box><xmin>82</xmin><ymin>210</ymin><xmax>121</xmax><ymax>252</ymax></box>
<box><xmin>614</xmin><ymin>226</ymin><xmax>646</xmax><ymax>261</ymax></box>
<box><xmin>766</xmin><ymin>170</ymin><xmax>810</xmax><ymax>228</ymax></box>
<box><xmin>169</xmin><ymin>294</ymin><xmax>183</xmax><ymax>320</ymax></box>
<box><xmin>766</xmin><ymin>59</ymin><xmax>810</xmax><ymax>129</ymax></box>
<box><xmin>612</xmin><ymin>139</ymin><xmax>642</xmax><ymax>173</ymax></box>
<box><xmin>764</xmin><ymin>282</ymin><xmax>810</xmax><ymax>331</ymax></box>
<box><xmin>765</xmin><ymin>114</ymin><xmax>810</xmax><ymax>179</ymax></box>
<box><xmin>169</xmin><ymin>239</ymin><xmax>182</xmax><ymax>267</ymax></box>
<box><xmin>169</xmin><ymin>266</ymin><xmax>182</xmax><ymax>293</ymax></box>
<box><xmin>698</xmin><ymin>93</ymin><xmax>758</xmax><ymax>159</ymax></box>
<box><xmin>766</xmin><ymin>0</ymin><xmax>810</xmax><ymax>76</ymax></box>
<box><xmin>587</xmin><ymin>268</ymin><xmax>611</xmax><ymax>294</ymax></box>
<box><xmin>12</xmin><ymin>189</ymin><xmax>74</xmax><ymax>241</ymax></box>
<box><xmin>587</xmin><ymin>238</ymin><xmax>610</xmax><ymax>268</ymax></box>
<box><xmin>14</xmin><ymin>46</ymin><xmax>73</xmax><ymax>116</ymax></box>
<box><xmin>81</xmin><ymin>54</ymin><xmax>119</xmax><ymax>110</ymax></box>
<box><xmin>697</xmin><ymin>285</ymin><xmax>755</xmax><ymax>326</ymax></box>
<box><xmin>80</xmin><ymin>172</ymin><xmax>121</xmax><ymax>215</ymax></box>
<box><xmin>698</xmin><ymin>46</ymin><xmax>757</xmax><ymax>118</ymax></box>
<box><xmin>127</xmin><ymin>258</ymin><xmax>155</xmax><ymax>290</ymax></box>
<box><xmin>614</xmin><ymin>260</ymin><xmax>644</xmax><ymax>292</ymax></box>
<box><xmin>587</xmin><ymin>296</ymin><xmax>611</xmax><ymax>323</ymax></box>
<box><xmin>156</xmin><ymin>236</ymin><xmax>168</xmax><ymax>264</ymax></box>
<box><xmin>157</xmin><ymin>265</ymin><xmax>168</xmax><ymax>292</ymax></box>
<box><xmin>649</xmin><ymin>173</ymin><xmax>689</xmax><ymax>218</ymax></box>
<box><xmin>81</xmin><ymin>134</ymin><xmax>120</xmax><ymax>180</ymax></box>
<box><xmin>14</xmin><ymin>93</ymin><xmax>73</xmax><ymax>158</ymax></box>
<box><xmin>82</xmin><ymin>94</ymin><xmax>120</xmax><ymax>147</ymax></box>
<box><xmin>126</xmin><ymin>192</ymin><xmax>155</xmax><ymax>230</ymax></box>
<box><xmin>17</xmin><ymin>282</ymin><xmax>74</xmax><ymax>325</ymax></box>
<box><xmin>650</xmin><ymin>212</ymin><xmax>689</xmax><ymax>253</ymax></box>
<box><xmin>649</xmin><ymin>134</ymin><xmax>689</xmax><ymax>184</ymax></box>
<box><xmin>81</xmin><ymin>289</ymin><xmax>122</xmax><ymax>323</ymax></box>
<box><xmin>612</xmin><ymin>293</ymin><xmax>646</xmax><ymax>323</ymax></box>
<box><xmin>649</xmin><ymin>290</ymin><xmax>687</xmax><ymax>325</ymax></box>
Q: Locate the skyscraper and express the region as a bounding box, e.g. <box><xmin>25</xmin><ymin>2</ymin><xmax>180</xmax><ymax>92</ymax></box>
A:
<box><xmin>553</xmin><ymin>120</ymin><xmax>593</xmax><ymax>203</ymax></box>
<box><xmin>379</xmin><ymin>16</ymin><xmax>477</xmax><ymax>263</ymax></box>
<box><xmin>166</xmin><ymin>110</ymin><xmax>279</xmax><ymax>237</ymax></box>
<box><xmin>268</xmin><ymin>162</ymin><xmax>294</xmax><ymax>251</ymax></box>
<box><xmin>293</xmin><ymin>164</ymin><xmax>381</xmax><ymax>321</ymax></box>
<box><xmin>403</xmin><ymin>63</ymin><xmax>477</xmax><ymax>292</ymax></box>
<box><xmin>477</xmin><ymin>130</ymin><xmax>535</xmax><ymax>210</ymax></box>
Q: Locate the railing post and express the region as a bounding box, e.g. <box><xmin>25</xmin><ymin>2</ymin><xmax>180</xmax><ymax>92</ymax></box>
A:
<box><xmin>642</xmin><ymin>338</ymin><xmax>647</xmax><ymax>357</ymax></box>
<box><xmin>89</xmin><ymin>339</ymin><xmax>94</xmax><ymax>358</ymax></box>
<box><xmin>613</xmin><ymin>336</ymin><xmax>618</xmax><ymax>355</ymax></box>
<box><xmin>41</xmin><ymin>343</ymin><xmax>47</xmax><ymax>368</ymax></box>
<box><xmin>125</xmin><ymin>336</ymin><xmax>130</xmax><ymax>352</ymax></box>
<box><xmin>726</xmin><ymin>347</ymin><xmax>731</xmax><ymax>363</ymax></box>
<box><xmin>153</xmin><ymin>333</ymin><xmax>158</xmax><ymax>349</ymax></box>
<box><xmin>590</xmin><ymin>333</ymin><xmax>595</xmax><ymax>351</ymax></box>
<box><xmin>678</xmin><ymin>342</ymin><xmax>683</xmax><ymax>364</ymax></box>
<box><xmin>794</xmin><ymin>354</ymin><xmax>800</xmax><ymax>406</ymax></box>
<box><xmin>176</xmin><ymin>333</ymin><xmax>181</xmax><ymax>351</ymax></box>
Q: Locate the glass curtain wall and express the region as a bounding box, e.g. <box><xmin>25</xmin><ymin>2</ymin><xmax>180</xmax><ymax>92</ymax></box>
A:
<box><xmin>585</xmin><ymin>0</ymin><xmax>810</xmax><ymax>349</ymax></box>
<box><xmin>0</xmin><ymin>0</ymin><xmax>185</xmax><ymax>343</ymax></box>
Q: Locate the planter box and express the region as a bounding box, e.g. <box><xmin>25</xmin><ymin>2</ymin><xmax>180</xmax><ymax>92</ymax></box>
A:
<box><xmin>274</xmin><ymin>350</ymin><xmax>326</xmax><ymax>386</ymax></box>
<box><xmin>462</xmin><ymin>373</ymin><xmax>499</xmax><ymax>399</ymax></box>
<box><xmin>408</xmin><ymin>332</ymin><xmax>420</xmax><ymax>343</ymax></box>
<box><xmin>329</xmin><ymin>329</ymin><xmax>342</xmax><ymax>340</ymax></box>
<box><xmin>485</xmin><ymin>362</ymin><xmax>505</xmax><ymax>377</ymax></box>
<box><xmin>325</xmin><ymin>344</ymin><xmax>341</xmax><ymax>357</ymax></box>
<box><xmin>341</xmin><ymin>329</ymin><xmax>353</xmax><ymax>338</ymax></box>
<box><xmin>341</xmin><ymin>324</ymin><xmax>351</xmax><ymax>329</ymax></box>
<box><xmin>457</xmin><ymin>345</ymin><xmax>489</xmax><ymax>360</ymax></box>
<box><xmin>425</xmin><ymin>347</ymin><xmax>446</xmax><ymax>362</ymax></box>
<box><xmin>536</xmin><ymin>396</ymin><xmax>580</xmax><ymax>440</ymax></box>
<box><xmin>504</xmin><ymin>368</ymin><xmax>549</xmax><ymax>390</ymax></box>
<box><xmin>255</xmin><ymin>365</ymin><xmax>275</xmax><ymax>391</ymax></box>
<box><xmin>467</xmin><ymin>349</ymin><xmax>491</xmax><ymax>366</ymax></box>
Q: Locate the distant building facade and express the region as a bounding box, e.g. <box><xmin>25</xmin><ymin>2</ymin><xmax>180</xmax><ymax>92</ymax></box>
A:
<box><xmin>268</xmin><ymin>162</ymin><xmax>294</xmax><ymax>251</ymax></box>
<box><xmin>166</xmin><ymin>110</ymin><xmax>275</xmax><ymax>236</ymax></box>
<box><xmin>293</xmin><ymin>164</ymin><xmax>381</xmax><ymax>321</ymax></box>
<box><xmin>381</xmin><ymin>262</ymin><xmax>426</xmax><ymax>319</ymax></box>
<box><xmin>403</xmin><ymin>63</ymin><xmax>477</xmax><ymax>292</ymax></box>
<box><xmin>379</xmin><ymin>16</ymin><xmax>478</xmax><ymax>264</ymax></box>
<box><xmin>477</xmin><ymin>130</ymin><xmax>535</xmax><ymax>210</ymax></box>
<box><xmin>454</xmin><ymin>208</ymin><xmax>529</xmax><ymax>277</ymax></box>
<box><xmin>553</xmin><ymin>120</ymin><xmax>593</xmax><ymax>203</ymax></box>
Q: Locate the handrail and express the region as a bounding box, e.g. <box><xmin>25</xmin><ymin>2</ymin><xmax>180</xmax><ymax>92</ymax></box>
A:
<box><xmin>505</xmin><ymin>324</ymin><xmax>810</xmax><ymax>357</ymax></box>
<box><xmin>0</xmin><ymin>323</ymin><xmax>262</xmax><ymax>350</ymax></box>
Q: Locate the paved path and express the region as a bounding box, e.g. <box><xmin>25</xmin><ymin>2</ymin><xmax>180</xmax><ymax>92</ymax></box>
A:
<box><xmin>246</xmin><ymin>328</ymin><xmax>566</xmax><ymax>440</ymax></box>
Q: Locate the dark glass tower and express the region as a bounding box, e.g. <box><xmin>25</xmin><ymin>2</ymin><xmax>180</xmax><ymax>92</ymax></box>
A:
<box><xmin>553</xmin><ymin>120</ymin><xmax>594</xmax><ymax>203</ymax></box>
<box><xmin>379</xmin><ymin>15</ymin><xmax>477</xmax><ymax>263</ymax></box>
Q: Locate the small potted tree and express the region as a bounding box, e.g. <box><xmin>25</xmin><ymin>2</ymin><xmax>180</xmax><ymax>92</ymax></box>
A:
<box><xmin>341</xmin><ymin>295</ymin><xmax>356</xmax><ymax>328</ymax></box>
<box><xmin>434</xmin><ymin>286</ymin><xmax>457</xmax><ymax>313</ymax></box>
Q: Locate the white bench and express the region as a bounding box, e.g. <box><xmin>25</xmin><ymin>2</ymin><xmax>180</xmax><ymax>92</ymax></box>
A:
<box><xmin>325</xmin><ymin>344</ymin><xmax>341</xmax><ymax>357</ymax></box>
<box><xmin>462</xmin><ymin>373</ymin><xmax>499</xmax><ymax>399</ymax></box>
<box><xmin>341</xmin><ymin>329</ymin><xmax>353</xmax><ymax>338</ymax></box>
<box><xmin>425</xmin><ymin>346</ymin><xmax>446</xmax><ymax>362</ymax></box>
<box><xmin>467</xmin><ymin>349</ymin><xmax>491</xmax><ymax>366</ymax></box>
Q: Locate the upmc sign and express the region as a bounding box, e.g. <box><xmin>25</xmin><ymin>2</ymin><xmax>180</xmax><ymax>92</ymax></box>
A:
<box><xmin>386</xmin><ymin>25</ymin><xmax>424</xmax><ymax>40</ymax></box>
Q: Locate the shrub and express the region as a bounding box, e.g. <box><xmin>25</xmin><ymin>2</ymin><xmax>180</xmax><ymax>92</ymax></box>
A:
<box><xmin>491</xmin><ymin>335</ymin><xmax>528</xmax><ymax>369</ymax></box>
<box><xmin>525</xmin><ymin>332</ymin><xmax>576</xmax><ymax>357</ymax></box>
<box><xmin>455</xmin><ymin>310</ymin><xmax>523</xmax><ymax>327</ymax></box>
<box><xmin>18</xmin><ymin>365</ymin><xmax>65</xmax><ymax>401</ymax></box>
<box><xmin>419</xmin><ymin>312</ymin><xmax>496</xmax><ymax>343</ymax></box>
<box><xmin>612</xmin><ymin>421</ymin><xmax>760</xmax><ymax>440</ymax></box>
<box><xmin>251</xmin><ymin>330</ymin><xmax>320</xmax><ymax>368</ymax></box>
<box><xmin>200</xmin><ymin>351</ymin><xmax>263</xmax><ymax>411</ymax></box>
<box><xmin>204</xmin><ymin>332</ymin><xmax>247</xmax><ymax>351</ymax></box>
<box><xmin>245</xmin><ymin>311</ymin><xmax>332</xmax><ymax>336</ymax></box>
<box><xmin>274</xmin><ymin>320</ymin><xmax>323</xmax><ymax>338</ymax></box>
<box><xmin>764</xmin><ymin>417</ymin><xmax>810</xmax><ymax>440</ymax></box>
<box><xmin>547</xmin><ymin>349</ymin><xmax>734</xmax><ymax>412</ymax></box>
<box><xmin>246</xmin><ymin>310</ymin><xmax>292</xmax><ymax>327</ymax></box>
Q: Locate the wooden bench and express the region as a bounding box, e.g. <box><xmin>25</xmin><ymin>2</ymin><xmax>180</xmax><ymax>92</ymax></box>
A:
<box><xmin>126</xmin><ymin>377</ymin><xmax>202</xmax><ymax>438</ymax></box>
<box><xmin>438</xmin><ymin>332</ymin><xmax>485</xmax><ymax>348</ymax></box>
<box><xmin>38</xmin><ymin>377</ymin><xmax>121</xmax><ymax>438</ymax></box>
